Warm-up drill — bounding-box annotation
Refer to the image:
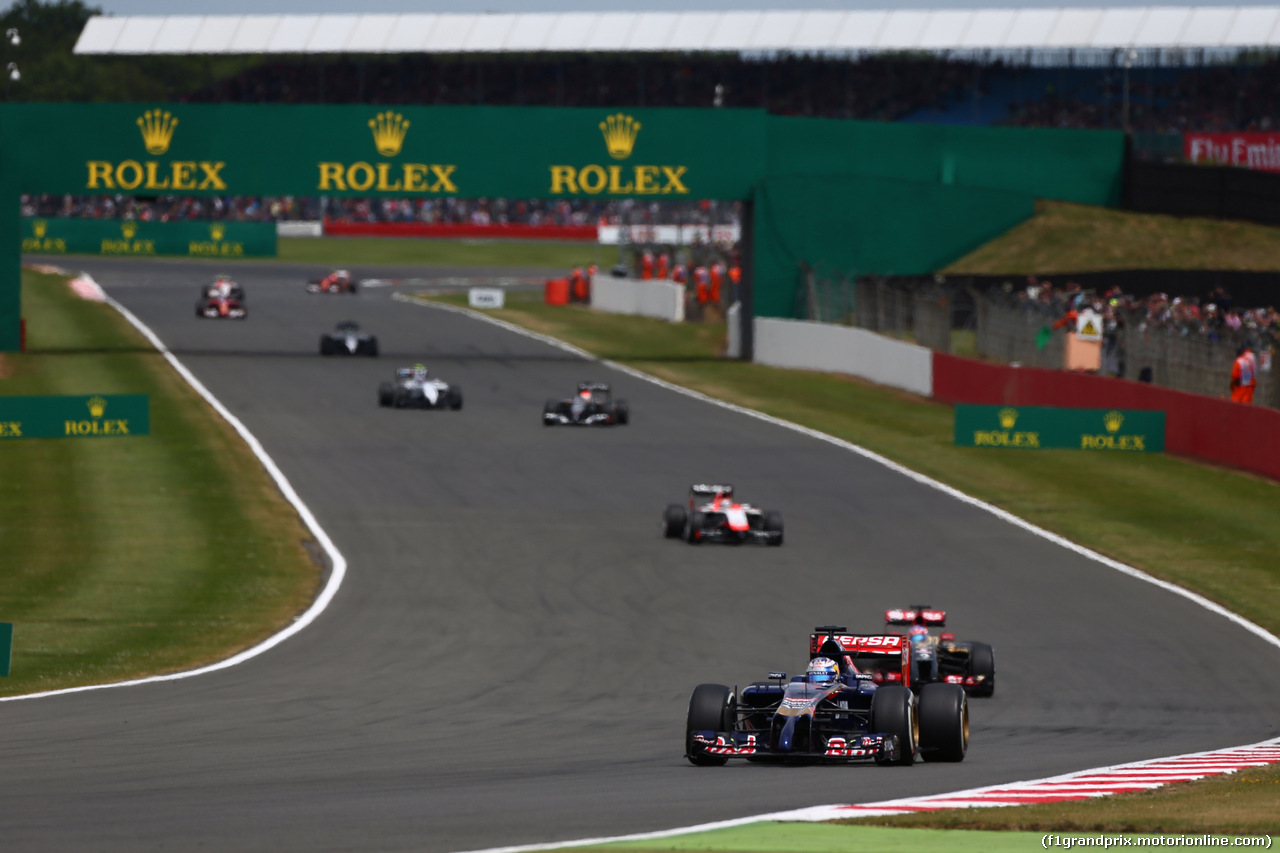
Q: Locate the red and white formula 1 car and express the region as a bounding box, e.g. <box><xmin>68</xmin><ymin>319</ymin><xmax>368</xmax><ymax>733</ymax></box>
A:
<box><xmin>886</xmin><ymin>606</ymin><xmax>996</xmax><ymax>697</ymax></box>
<box><xmin>662</xmin><ymin>484</ymin><xmax>783</xmax><ymax>546</ymax></box>
<box><xmin>195</xmin><ymin>276</ymin><xmax>247</xmax><ymax>319</ymax></box>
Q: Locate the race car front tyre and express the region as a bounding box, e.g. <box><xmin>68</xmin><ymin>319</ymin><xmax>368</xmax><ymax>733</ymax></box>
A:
<box><xmin>686</xmin><ymin>683</ymin><xmax>735</xmax><ymax>767</ymax></box>
<box><xmin>685</xmin><ymin>511</ymin><xmax>707</xmax><ymax>544</ymax></box>
<box><xmin>448</xmin><ymin>387</ymin><xmax>463</xmax><ymax>410</ymax></box>
<box><xmin>917</xmin><ymin>682</ymin><xmax>968</xmax><ymax>762</ymax></box>
<box><xmin>763</xmin><ymin>510</ymin><xmax>784</xmax><ymax>546</ymax></box>
<box><xmin>870</xmin><ymin>685</ymin><xmax>917</xmax><ymax>766</ymax></box>
<box><xmin>378</xmin><ymin>384</ymin><xmax>394</xmax><ymax>407</ymax></box>
<box><xmin>967</xmin><ymin>642</ymin><xmax>996</xmax><ymax>697</ymax></box>
<box><xmin>663</xmin><ymin>504</ymin><xmax>687</xmax><ymax>538</ymax></box>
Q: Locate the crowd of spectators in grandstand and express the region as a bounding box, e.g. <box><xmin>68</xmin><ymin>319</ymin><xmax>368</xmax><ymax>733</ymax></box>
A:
<box><xmin>1002</xmin><ymin>60</ymin><xmax>1280</xmax><ymax>133</ymax></box>
<box><xmin>188</xmin><ymin>54</ymin><xmax>983</xmax><ymax>121</ymax></box>
<box><xmin>1014</xmin><ymin>275</ymin><xmax>1279</xmax><ymax>348</ymax></box>
<box><xmin>19</xmin><ymin>194</ymin><xmax>742</xmax><ymax>229</ymax></box>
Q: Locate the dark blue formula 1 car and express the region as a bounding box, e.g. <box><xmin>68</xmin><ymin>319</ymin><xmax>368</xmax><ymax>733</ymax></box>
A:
<box><xmin>685</xmin><ymin>626</ymin><xmax>968</xmax><ymax>766</ymax></box>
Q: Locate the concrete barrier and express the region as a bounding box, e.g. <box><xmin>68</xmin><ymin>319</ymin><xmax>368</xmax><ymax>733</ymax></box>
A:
<box><xmin>753</xmin><ymin>318</ymin><xmax>932</xmax><ymax>396</ymax></box>
<box><xmin>590</xmin><ymin>276</ymin><xmax>685</xmax><ymax>323</ymax></box>
<box><xmin>277</xmin><ymin>221</ymin><xmax>323</xmax><ymax>238</ymax></box>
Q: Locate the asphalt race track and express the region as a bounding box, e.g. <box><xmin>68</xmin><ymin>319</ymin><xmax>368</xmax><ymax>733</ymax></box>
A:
<box><xmin>3</xmin><ymin>256</ymin><xmax>1278</xmax><ymax>852</ymax></box>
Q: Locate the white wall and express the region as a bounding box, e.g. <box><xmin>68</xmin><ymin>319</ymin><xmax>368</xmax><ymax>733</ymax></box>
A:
<box><xmin>277</xmin><ymin>221</ymin><xmax>323</xmax><ymax>238</ymax></box>
<box><xmin>590</xmin><ymin>276</ymin><xmax>685</xmax><ymax>323</ymax></box>
<box><xmin>753</xmin><ymin>317</ymin><xmax>932</xmax><ymax>396</ymax></box>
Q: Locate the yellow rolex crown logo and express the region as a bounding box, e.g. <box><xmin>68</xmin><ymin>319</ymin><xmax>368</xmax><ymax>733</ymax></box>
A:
<box><xmin>34</xmin><ymin>219</ymin><xmax>47</xmax><ymax>238</ymax></box>
<box><xmin>368</xmin><ymin>111</ymin><xmax>410</xmax><ymax>157</ymax></box>
<box><xmin>1104</xmin><ymin>410</ymin><xmax>1124</xmax><ymax>433</ymax></box>
<box><xmin>87</xmin><ymin>396</ymin><xmax>107</xmax><ymax>418</ymax></box>
<box><xmin>997</xmin><ymin>407</ymin><xmax>1018</xmax><ymax>430</ymax></box>
<box><xmin>136</xmin><ymin>109</ymin><xmax>178</xmax><ymax>156</ymax></box>
<box><xmin>599</xmin><ymin>113</ymin><xmax>641</xmax><ymax>160</ymax></box>
<box><xmin>121</xmin><ymin>221</ymin><xmax>138</xmax><ymax>239</ymax></box>
<box><xmin>210</xmin><ymin>223</ymin><xmax>225</xmax><ymax>241</ymax></box>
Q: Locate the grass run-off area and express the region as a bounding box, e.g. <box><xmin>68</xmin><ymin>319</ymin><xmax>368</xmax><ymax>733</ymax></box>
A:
<box><xmin>425</xmin><ymin>291</ymin><xmax>1280</xmax><ymax>840</ymax></box>
<box><xmin>945</xmin><ymin>200</ymin><xmax>1280</xmax><ymax>274</ymax></box>
<box><xmin>278</xmin><ymin>235</ymin><xmax>608</xmax><ymax>270</ymax></box>
<box><xmin>0</xmin><ymin>270</ymin><xmax>319</xmax><ymax>697</ymax></box>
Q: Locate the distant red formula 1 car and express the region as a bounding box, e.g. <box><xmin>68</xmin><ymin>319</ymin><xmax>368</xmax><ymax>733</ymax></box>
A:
<box><xmin>195</xmin><ymin>276</ymin><xmax>247</xmax><ymax>319</ymax></box>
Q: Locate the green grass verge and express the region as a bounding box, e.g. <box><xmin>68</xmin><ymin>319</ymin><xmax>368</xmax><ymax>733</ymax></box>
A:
<box><xmin>424</xmin><ymin>291</ymin><xmax>1280</xmax><ymax>836</ymax></box>
<box><xmin>945</xmin><ymin>200</ymin><xmax>1280</xmax><ymax>274</ymax></box>
<box><xmin>278</xmin><ymin>235</ymin><xmax>611</xmax><ymax>269</ymax></box>
<box><xmin>0</xmin><ymin>270</ymin><xmax>319</xmax><ymax>696</ymax></box>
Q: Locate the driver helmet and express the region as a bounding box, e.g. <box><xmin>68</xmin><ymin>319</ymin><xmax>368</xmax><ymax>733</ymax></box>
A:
<box><xmin>413</xmin><ymin>363</ymin><xmax>427</xmax><ymax>374</ymax></box>
<box><xmin>909</xmin><ymin>625</ymin><xmax>930</xmax><ymax>645</ymax></box>
<box><xmin>806</xmin><ymin>657</ymin><xmax>839</xmax><ymax>687</ymax></box>
<box><xmin>579</xmin><ymin>389</ymin><xmax>592</xmax><ymax>399</ymax></box>
<box><xmin>334</xmin><ymin>269</ymin><xmax>351</xmax><ymax>280</ymax></box>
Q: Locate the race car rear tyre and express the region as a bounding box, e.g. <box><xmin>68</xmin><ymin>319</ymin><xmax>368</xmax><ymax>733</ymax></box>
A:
<box><xmin>917</xmin><ymin>682</ymin><xmax>968</xmax><ymax>762</ymax></box>
<box><xmin>870</xmin><ymin>685</ymin><xmax>917</xmax><ymax>766</ymax></box>
<box><xmin>663</xmin><ymin>504</ymin><xmax>687</xmax><ymax>538</ymax></box>
<box><xmin>448</xmin><ymin>388</ymin><xmax>463</xmax><ymax>410</ymax></box>
<box><xmin>615</xmin><ymin>402</ymin><xmax>629</xmax><ymax>425</ymax></box>
<box><xmin>967</xmin><ymin>642</ymin><xmax>996</xmax><ymax>697</ymax></box>
<box><xmin>320</xmin><ymin>336</ymin><xmax>334</xmax><ymax>356</ymax></box>
<box><xmin>378</xmin><ymin>384</ymin><xmax>394</xmax><ymax>407</ymax></box>
<box><xmin>685</xmin><ymin>511</ymin><xmax>707</xmax><ymax>544</ymax></box>
<box><xmin>686</xmin><ymin>683</ymin><xmax>735</xmax><ymax>767</ymax></box>
<box><xmin>363</xmin><ymin>337</ymin><xmax>379</xmax><ymax>357</ymax></box>
<box><xmin>763</xmin><ymin>510</ymin><xmax>784</xmax><ymax>546</ymax></box>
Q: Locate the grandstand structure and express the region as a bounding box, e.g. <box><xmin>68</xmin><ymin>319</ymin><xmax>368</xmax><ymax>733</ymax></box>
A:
<box><xmin>74</xmin><ymin>8</ymin><xmax>1280</xmax><ymax>59</ymax></box>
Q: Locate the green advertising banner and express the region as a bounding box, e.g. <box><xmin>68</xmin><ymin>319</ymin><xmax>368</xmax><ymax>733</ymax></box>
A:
<box><xmin>0</xmin><ymin>622</ymin><xmax>10</xmax><ymax>677</ymax></box>
<box><xmin>0</xmin><ymin>104</ymin><xmax>768</xmax><ymax>200</ymax></box>
<box><xmin>0</xmin><ymin>394</ymin><xmax>149</xmax><ymax>439</ymax></box>
<box><xmin>955</xmin><ymin>405</ymin><xmax>1165</xmax><ymax>452</ymax></box>
<box><xmin>21</xmin><ymin>217</ymin><xmax>276</xmax><ymax>258</ymax></box>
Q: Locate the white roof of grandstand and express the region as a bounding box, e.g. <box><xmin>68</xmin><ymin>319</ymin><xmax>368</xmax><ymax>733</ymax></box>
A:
<box><xmin>74</xmin><ymin>7</ymin><xmax>1280</xmax><ymax>54</ymax></box>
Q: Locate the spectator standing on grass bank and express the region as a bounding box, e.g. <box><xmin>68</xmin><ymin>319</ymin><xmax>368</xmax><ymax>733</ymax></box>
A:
<box><xmin>1230</xmin><ymin>342</ymin><xmax>1258</xmax><ymax>404</ymax></box>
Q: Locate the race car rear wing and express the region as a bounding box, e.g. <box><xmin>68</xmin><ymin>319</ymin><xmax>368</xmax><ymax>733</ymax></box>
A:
<box><xmin>690</xmin><ymin>483</ymin><xmax>733</xmax><ymax>498</ymax></box>
<box><xmin>884</xmin><ymin>607</ymin><xmax>946</xmax><ymax>627</ymax></box>
<box><xmin>578</xmin><ymin>382</ymin><xmax>611</xmax><ymax>392</ymax></box>
<box><xmin>809</xmin><ymin>627</ymin><xmax>906</xmax><ymax>657</ymax></box>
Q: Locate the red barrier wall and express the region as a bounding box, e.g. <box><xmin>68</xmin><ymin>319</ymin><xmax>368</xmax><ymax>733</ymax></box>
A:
<box><xmin>322</xmin><ymin>220</ymin><xmax>598</xmax><ymax>241</ymax></box>
<box><xmin>933</xmin><ymin>352</ymin><xmax>1280</xmax><ymax>481</ymax></box>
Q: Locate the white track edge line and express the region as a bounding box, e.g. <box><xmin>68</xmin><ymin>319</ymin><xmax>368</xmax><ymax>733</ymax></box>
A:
<box><xmin>399</xmin><ymin>296</ymin><xmax>1280</xmax><ymax>853</ymax></box>
<box><xmin>0</xmin><ymin>275</ymin><xmax>348</xmax><ymax>703</ymax></box>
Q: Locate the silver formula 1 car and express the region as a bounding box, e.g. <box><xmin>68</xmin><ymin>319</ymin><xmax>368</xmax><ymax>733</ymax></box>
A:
<box><xmin>378</xmin><ymin>366</ymin><xmax>462</xmax><ymax>410</ymax></box>
<box><xmin>320</xmin><ymin>321</ymin><xmax>378</xmax><ymax>357</ymax></box>
<box><xmin>662</xmin><ymin>484</ymin><xmax>783</xmax><ymax>545</ymax></box>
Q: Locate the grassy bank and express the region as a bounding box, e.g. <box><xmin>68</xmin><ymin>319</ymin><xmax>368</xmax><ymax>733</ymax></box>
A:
<box><xmin>0</xmin><ymin>270</ymin><xmax>319</xmax><ymax>696</ymax></box>
<box><xmin>946</xmin><ymin>200</ymin><xmax>1280</xmax><ymax>274</ymax></box>
<box><xmin>278</xmin><ymin>235</ymin><xmax>609</xmax><ymax>269</ymax></box>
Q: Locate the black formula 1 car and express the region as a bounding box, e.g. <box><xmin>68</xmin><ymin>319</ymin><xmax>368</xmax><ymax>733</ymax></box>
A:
<box><xmin>662</xmin><ymin>484</ymin><xmax>783</xmax><ymax>545</ymax></box>
<box><xmin>542</xmin><ymin>382</ymin><xmax>628</xmax><ymax>426</ymax></box>
<box><xmin>685</xmin><ymin>626</ymin><xmax>968</xmax><ymax>766</ymax></box>
<box><xmin>378</xmin><ymin>366</ymin><xmax>462</xmax><ymax>410</ymax></box>
<box><xmin>195</xmin><ymin>277</ymin><xmax>247</xmax><ymax>319</ymax></box>
<box><xmin>320</xmin><ymin>321</ymin><xmax>378</xmax><ymax>357</ymax></box>
<box><xmin>886</xmin><ymin>606</ymin><xmax>996</xmax><ymax>697</ymax></box>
